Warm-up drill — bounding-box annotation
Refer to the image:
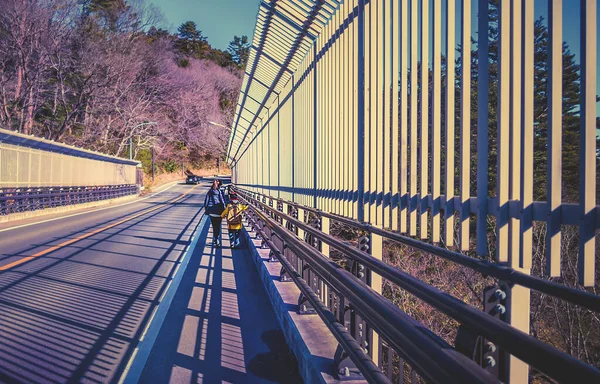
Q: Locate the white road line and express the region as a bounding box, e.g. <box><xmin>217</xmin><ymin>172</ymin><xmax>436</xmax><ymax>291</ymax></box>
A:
<box><xmin>0</xmin><ymin>181</ymin><xmax>183</xmax><ymax>233</ymax></box>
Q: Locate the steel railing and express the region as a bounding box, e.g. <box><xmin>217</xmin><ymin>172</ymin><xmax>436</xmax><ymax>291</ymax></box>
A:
<box><xmin>0</xmin><ymin>185</ymin><xmax>138</xmax><ymax>215</ymax></box>
<box><xmin>234</xmin><ymin>186</ymin><xmax>600</xmax><ymax>384</ymax></box>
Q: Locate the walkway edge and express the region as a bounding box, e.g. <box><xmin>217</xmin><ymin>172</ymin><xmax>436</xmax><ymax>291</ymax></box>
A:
<box><xmin>119</xmin><ymin>213</ymin><xmax>209</xmax><ymax>384</ymax></box>
<box><xmin>242</xmin><ymin>223</ymin><xmax>351</xmax><ymax>384</ymax></box>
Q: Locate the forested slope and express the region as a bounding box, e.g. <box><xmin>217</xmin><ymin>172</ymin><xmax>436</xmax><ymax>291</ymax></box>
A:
<box><xmin>0</xmin><ymin>0</ymin><xmax>249</xmax><ymax>171</ymax></box>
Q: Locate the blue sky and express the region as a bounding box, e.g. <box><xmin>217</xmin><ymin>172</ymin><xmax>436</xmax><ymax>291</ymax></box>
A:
<box><xmin>148</xmin><ymin>0</ymin><xmax>262</xmax><ymax>51</ymax></box>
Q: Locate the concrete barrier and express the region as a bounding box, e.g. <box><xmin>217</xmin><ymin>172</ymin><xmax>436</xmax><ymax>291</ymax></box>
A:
<box><xmin>241</xmin><ymin>219</ymin><xmax>366</xmax><ymax>384</ymax></box>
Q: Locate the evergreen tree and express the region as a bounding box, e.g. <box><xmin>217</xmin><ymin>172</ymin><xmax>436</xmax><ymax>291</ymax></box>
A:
<box><xmin>174</xmin><ymin>21</ymin><xmax>208</xmax><ymax>59</ymax></box>
<box><xmin>454</xmin><ymin>0</ymin><xmax>589</xmax><ymax>202</ymax></box>
<box><xmin>228</xmin><ymin>35</ymin><xmax>250</xmax><ymax>67</ymax></box>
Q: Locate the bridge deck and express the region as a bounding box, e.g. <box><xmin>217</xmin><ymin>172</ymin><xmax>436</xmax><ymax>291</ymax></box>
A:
<box><xmin>0</xmin><ymin>182</ymin><xmax>300</xmax><ymax>383</ymax></box>
<box><xmin>138</xmin><ymin>220</ymin><xmax>302</xmax><ymax>383</ymax></box>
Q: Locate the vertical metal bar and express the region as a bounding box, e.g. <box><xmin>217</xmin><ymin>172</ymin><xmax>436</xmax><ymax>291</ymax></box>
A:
<box><xmin>496</xmin><ymin>0</ymin><xmax>510</xmax><ymax>263</ymax></box>
<box><xmin>327</xmin><ymin>17</ymin><xmax>333</xmax><ymax>213</ymax></box>
<box><xmin>333</xmin><ymin>8</ymin><xmax>338</xmax><ymax>214</ymax></box>
<box><xmin>357</xmin><ymin>0</ymin><xmax>366</xmax><ymax>223</ymax></box>
<box><xmin>346</xmin><ymin>2</ymin><xmax>352</xmax><ymax>218</ymax></box>
<box><xmin>365</xmin><ymin>0</ymin><xmax>372</xmax><ymax>223</ymax></box>
<box><xmin>476</xmin><ymin>0</ymin><xmax>490</xmax><ymax>257</ymax></box>
<box><xmin>321</xmin><ymin>215</ymin><xmax>330</xmax><ymax>307</ymax></box>
<box><xmin>372</xmin><ymin>0</ymin><xmax>380</xmax><ymax>225</ymax></box>
<box><xmin>318</xmin><ymin>32</ymin><xmax>323</xmax><ymax>210</ymax></box>
<box><xmin>400</xmin><ymin>0</ymin><xmax>408</xmax><ymax>234</ymax></box>
<box><xmin>370</xmin><ymin>0</ymin><xmax>379</xmax><ymax>224</ymax></box>
<box><xmin>353</xmin><ymin>0</ymin><xmax>359</xmax><ymax>220</ymax></box>
<box><xmin>506</xmin><ymin>3</ymin><xmax>530</xmax><ymax>383</ymax></box>
<box><xmin>391</xmin><ymin>0</ymin><xmax>400</xmax><ymax>232</ymax></box>
<box><xmin>420</xmin><ymin>0</ymin><xmax>429</xmax><ymax>240</ymax></box>
<box><xmin>292</xmin><ymin>75</ymin><xmax>296</xmax><ymax>202</ymax></box>
<box><xmin>509</xmin><ymin>0</ymin><xmax>522</xmax><ymax>268</ymax></box>
<box><xmin>375</xmin><ymin>0</ymin><xmax>384</xmax><ymax>227</ymax></box>
<box><xmin>383</xmin><ymin>0</ymin><xmax>392</xmax><ymax>229</ymax></box>
<box><xmin>369</xmin><ymin>231</ymin><xmax>383</xmax><ymax>365</ymax></box>
<box><xmin>410</xmin><ymin>0</ymin><xmax>418</xmax><ymax>236</ymax></box>
<box><xmin>314</xmin><ymin>44</ymin><xmax>318</xmax><ymax>209</ymax></box>
<box><xmin>445</xmin><ymin>0</ymin><xmax>456</xmax><ymax>247</ymax></box>
<box><xmin>579</xmin><ymin>0</ymin><xmax>596</xmax><ymax>287</ymax></box>
<box><xmin>432</xmin><ymin>0</ymin><xmax>442</xmax><ymax>243</ymax></box>
<box><xmin>338</xmin><ymin>6</ymin><xmax>343</xmax><ymax>216</ymax></box>
<box><xmin>459</xmin><ymin>0</ymin><xmax>471</xmax><ymax>252</ymax></box>
<box><xmin>342</xmin><ymin>2</ymin><xmax>348</xmax><ymax>217</ymax></box>
<box><xmin>520</xmin><ymin>0</ymin><xmax>534</xmax><ymax>270</ymax></box>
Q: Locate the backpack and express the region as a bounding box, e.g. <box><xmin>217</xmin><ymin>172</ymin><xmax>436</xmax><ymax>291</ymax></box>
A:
<box><xmin>227</xmin><ymin>204</ymin><xmax>243</xmax><ymax>225</ymax></box>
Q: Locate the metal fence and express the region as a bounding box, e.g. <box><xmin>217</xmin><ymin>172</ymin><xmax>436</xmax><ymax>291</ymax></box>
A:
<box><xmin>0</xmin><ymin>185</ymin><xmax>138</xmax><ymax>215</ymax></box>
<box><xmin>237</xmin><ymin>187</ymin><xmax>600</xmax><ymax>383</ymax></box>
<box><xmin>0</xmin><ymin>128</ymin><xmax>140</xmax><ymax>214</ymax></box>
<box><xmin>227</xmin><ymin>0</ymin><xmax>599</xmax><ymax>382</ymax></box>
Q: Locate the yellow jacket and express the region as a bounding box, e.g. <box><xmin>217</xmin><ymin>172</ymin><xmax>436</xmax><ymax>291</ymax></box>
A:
<box><xmin>220</xmin><ymin>203</ymin><xmax>248</xmax><ymax>230</ymax></box>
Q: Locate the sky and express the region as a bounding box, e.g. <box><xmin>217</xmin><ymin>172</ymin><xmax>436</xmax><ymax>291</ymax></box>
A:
<box><xmin>148</xmin><ymin>0</ymin><xmax>262</xmax><ymax>51</ymax></box>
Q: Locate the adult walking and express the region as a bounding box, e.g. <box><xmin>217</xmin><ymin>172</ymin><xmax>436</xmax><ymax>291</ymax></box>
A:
<box><xmin>204</xmin><ymin>179</ymin><xmax>226</xmax><ymax>247</ymax></box>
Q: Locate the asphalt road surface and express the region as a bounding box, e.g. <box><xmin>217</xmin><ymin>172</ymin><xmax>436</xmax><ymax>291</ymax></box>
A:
<box><xmin>0</xmin><ymin>180</ymin><xmax>301</xmax><ymax>384</ymax></box>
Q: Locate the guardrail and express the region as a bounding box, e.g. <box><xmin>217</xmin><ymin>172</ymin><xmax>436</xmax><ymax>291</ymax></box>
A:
<box><xmin>0</xmin><ymin>185</ymin><xmax>138</xmax><ymax>215</ymax></box>
<box><xmin>234</xmin><ymin>186</ymin><xmax>600</xmax><ymax>384</ymax></box>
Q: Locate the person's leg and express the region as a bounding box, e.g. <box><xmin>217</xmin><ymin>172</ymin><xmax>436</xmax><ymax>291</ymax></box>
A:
<box><xmin>209</xmin><ymin>216</ymin><xmax>219</xmax><ymax>244</ymax></box>
<box><xmin>228</xmin><ymin>229</ymin><xmax>235</xmax><ymax>248</ymax></box>
<box><xmin>234</xmin><ymin>229</ymin><xmax>241</xmax><ymax>247</ymax></box>
<box><xmin>214</xmin><ymin>217</ymin><xmax>222</xmax><ymax>246</ymax></box>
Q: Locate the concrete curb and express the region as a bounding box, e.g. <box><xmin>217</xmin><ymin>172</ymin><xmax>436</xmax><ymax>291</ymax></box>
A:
<box><xmin>241</xmin><ymin>222</ymin><xmax>361</xmax><ymax>384</ymax></box>
<box><xmin>119</xmin><ymin>213</ymin><xmax>209</xmax><ymax>384</ymax></box>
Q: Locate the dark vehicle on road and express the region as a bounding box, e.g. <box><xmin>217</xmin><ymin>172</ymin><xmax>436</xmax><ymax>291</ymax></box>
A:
<box><xmin>186</xmin><ymin>175</ymin><xmax>200</xmax><ymax>184</ymax></box>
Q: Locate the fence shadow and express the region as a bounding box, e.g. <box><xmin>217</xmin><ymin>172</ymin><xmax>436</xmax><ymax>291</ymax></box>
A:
<box><xmin>0</xmin><ymin>190</ymin><xmax>204</xmax><ymax>383</ymax></box>
<box><xmin>139</xmin><ymin>222</ymin><xmax>302</xmax><ymax>383</ymax></box>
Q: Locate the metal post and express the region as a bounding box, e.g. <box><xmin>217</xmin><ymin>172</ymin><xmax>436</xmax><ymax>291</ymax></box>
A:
<box><xmin>129</xmin><ymin>137</ymin><xmax>133</xmax><ymax>160</ymax></box>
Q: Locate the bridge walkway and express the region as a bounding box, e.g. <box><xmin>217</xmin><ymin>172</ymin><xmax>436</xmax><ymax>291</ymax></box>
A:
<box><xmin>137</xmin><ymin>220</ymin><xmax>302</xmax><ymax>383</ymax></box>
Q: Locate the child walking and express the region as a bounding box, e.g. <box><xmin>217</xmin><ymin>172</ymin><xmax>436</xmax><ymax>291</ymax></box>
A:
<box><xmin>220</xmin><ymin>193</ymin><xmax>248</xmax><ymax>248</ymax></box>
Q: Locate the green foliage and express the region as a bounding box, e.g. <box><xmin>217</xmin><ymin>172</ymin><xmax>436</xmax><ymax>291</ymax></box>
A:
<box><xmin>137</xmin><ymin>148</ymin><xmax>152</xmax><ymax>174</ymax></box>
<box><xmin>206</xmin><ymin>49</ymin><xmax>235</xmax><ymax>68</ymax></box>
<box><xmin>161</xmin><ymin>159</ymin><xmax>179</xmax><ymax>173</ymax></box>
<box><xmin>228</xmin><ymin>35</ymin><xmax>250</xmax><ymax>67</ymax></box>
<box><xmin>146</xmin><ymin>26</ymin><xmax>171</xmax><ymax>43</ymax></box>
<box><xmin>174</xmin><ymin>21</ymin><xmax>208</xmax><ymax>59</ymax></box>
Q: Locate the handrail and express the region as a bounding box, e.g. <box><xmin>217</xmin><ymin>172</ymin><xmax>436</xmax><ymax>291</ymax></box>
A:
<box><xmin>244</xmin><ymin>212</ymin><xmax>391</xmax><ymax>384</ymax></box>
<box><xmin>243</xmin><ymin>198</ymin><xmax>498</xmax><ymax>384</ymax></box>
<box><xmin>236</xmin><ymin>187</ymin><xmax>600</xmax><ymax>383</ymax></box>
<box><xmin>0</xmin><ymin>185</ymin><xmax>138</xmax><ymax>215</ymax></box>
<box><xmin>0</xmin><ymin>185</ymin><xmax>137</xmax><ymax>201</ymax></box>
<box><xmin>235</xmin><ymin>187</ymin><xmax>600</xmax><ymax>313</ymax></box>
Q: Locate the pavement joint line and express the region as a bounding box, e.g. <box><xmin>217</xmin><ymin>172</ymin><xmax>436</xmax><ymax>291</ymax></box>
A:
<box><xmin>0</xmin><ymin>184</ymin><xmax>200</xmax><ymax>272</ymax></box>
<box><xmin>118</xmin><ymin>212</ymin><xmax>209</xmax><ymax>384</ymax></box>
<box><xmin>0</xmin><ymin>181</ymin><xmax>181</xmax><ymax>234</ymax></box>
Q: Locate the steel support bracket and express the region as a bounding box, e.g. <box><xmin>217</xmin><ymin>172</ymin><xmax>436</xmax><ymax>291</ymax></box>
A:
<box><xmin>481</xmin><ymin>284</ymin><xmax>509</xmax><ymax>379</ymax></box>
<box><xmin>297</xmin><ymin>293</ymin><xmax>316</xmax><ymax>315</ymax></box>
<box><xmin>268</xmin><ymin>250</ymin><xmax>278</xmax><ymax>262</ymax></box>
<box><xmin>279</xmin><ymin>266</ymin><xmax>291</xmax><ymax>282</ymax></box>
<box><xmin>334</xmin><ymin>345</ymin><xmax>364</xmax><ymax>381</ymax></box>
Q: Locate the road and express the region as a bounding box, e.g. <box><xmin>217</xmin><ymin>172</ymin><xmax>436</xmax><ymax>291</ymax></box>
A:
<box><xmin>0</xmin><ymin>181</ymin><xmax>300</xmax><ymax>384</ymax></box>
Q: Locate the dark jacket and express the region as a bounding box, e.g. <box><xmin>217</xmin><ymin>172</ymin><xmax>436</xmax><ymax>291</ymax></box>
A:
<box><xmin>204</xmin><ymin>187</ymin><xmax>226</xmax><ymax>216</ymax></box>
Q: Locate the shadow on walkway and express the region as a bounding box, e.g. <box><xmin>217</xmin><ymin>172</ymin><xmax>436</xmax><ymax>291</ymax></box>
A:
<box><xmin>139</xmin><ymin>222</ymin><xmax>302</xmax><ymax>383</ymax></box>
